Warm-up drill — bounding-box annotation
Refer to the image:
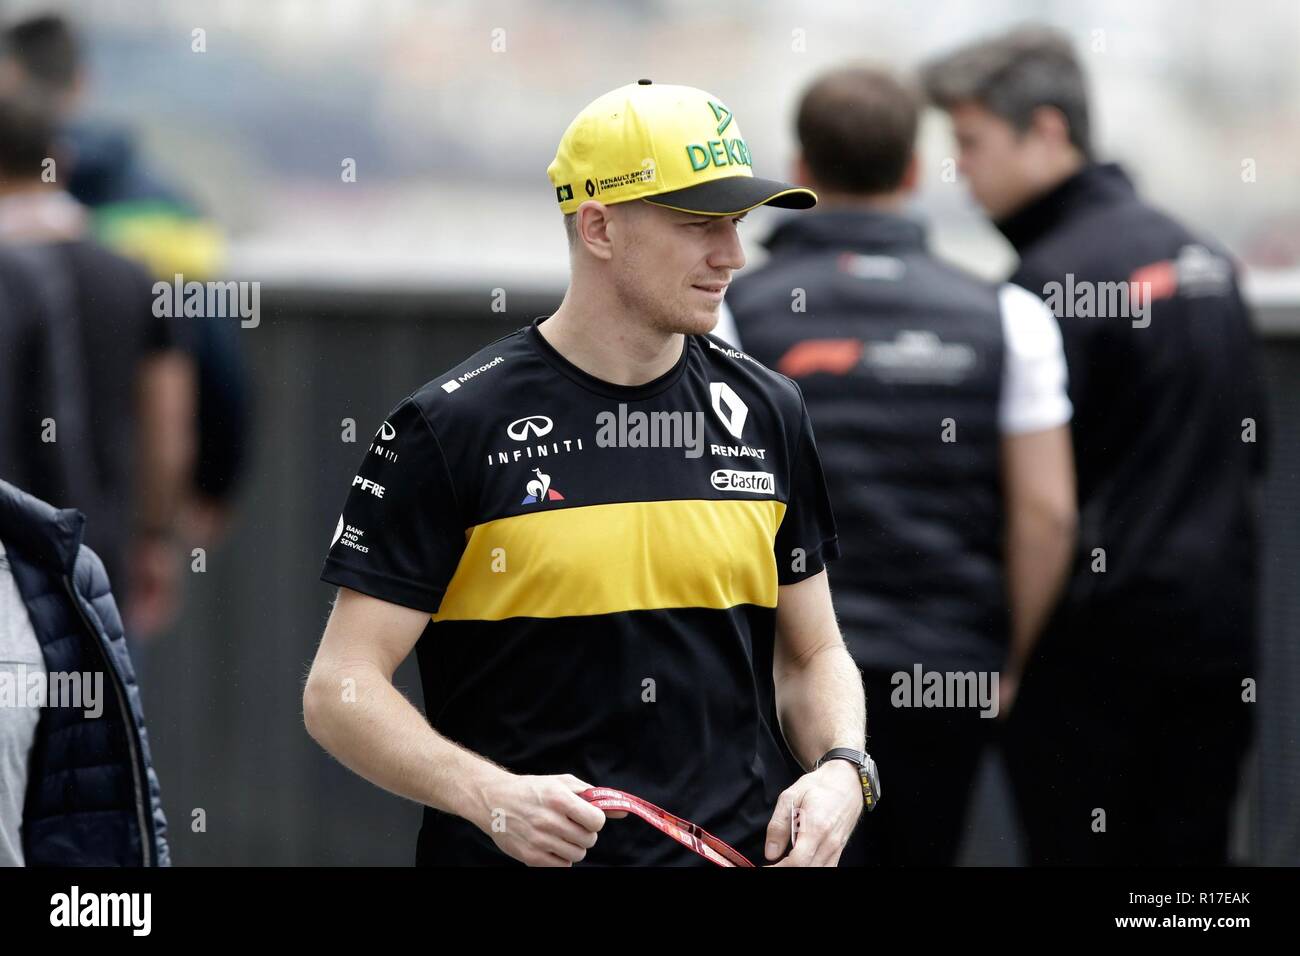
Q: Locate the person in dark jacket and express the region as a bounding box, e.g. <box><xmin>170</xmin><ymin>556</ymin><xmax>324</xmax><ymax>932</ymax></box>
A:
<box><xmin>3</xmin><ymin>12</ymin><xmax>251</xmax><ymax>550</ymax></box>
<box><xmin>923</xmin><ymin>26</ymin><xmax>1266</xmax><ymax>865</ymax></box>
<box><xmin>0</xmin><ymin>478</ymin><xmax>169</xmax><ymax>865</ymax></box>
<box><xmin>727</xmin><ymin>66</ymin><xmax>1077</xmax><ymax>865</ymax></box>
<box><xmin>0</xmin><ymin>87</ymin><xmax>196</xmax><ymax>642</ymax></box>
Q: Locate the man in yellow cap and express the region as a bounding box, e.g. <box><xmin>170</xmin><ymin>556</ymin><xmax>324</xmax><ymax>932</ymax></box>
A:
<box><xmin>306</xmin><ymin>80</ymin><xmax>875</xmax><ymax>866</ymax></box>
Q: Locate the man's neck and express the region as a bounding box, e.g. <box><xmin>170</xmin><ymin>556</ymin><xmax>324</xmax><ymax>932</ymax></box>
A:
<box><xmin>539</xmin><ymin>283</ymin><xmax>687</xmax><ymax>387</ymax></box>
<box><xmin>0</xmin><ymin>182</ymin><xmax>86</xmax><ymax>242</ymax></box>
<box><xmin>0</xmin><ymin>180</ymin><xmax>55</xmax><ymax>199</ymax></box>
<box><xmin>1015</xmin><ymin>153</ymin><xmax>1088</xmax><ymax>215</ymax></box>
<box><xmin>807</xmin><ymin>187</ymin><xmax>908</xmax><ymax>214</ymax></box>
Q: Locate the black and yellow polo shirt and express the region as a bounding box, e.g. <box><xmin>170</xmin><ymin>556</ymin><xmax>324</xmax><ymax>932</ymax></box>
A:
<box><xmin>320</xmin><ymin>316</ymin><xmax>839</xmax><ymax>865</ymax></box>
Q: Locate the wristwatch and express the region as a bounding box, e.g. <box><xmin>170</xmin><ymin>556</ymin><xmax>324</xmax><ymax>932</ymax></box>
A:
<box><xmin>814</xmin><ymin>747</ymin><xmax>881</xmax><ymax>812</ymax></box>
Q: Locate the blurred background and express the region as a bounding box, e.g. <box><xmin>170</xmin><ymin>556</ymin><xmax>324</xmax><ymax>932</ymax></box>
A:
<box><xmin>1</xmin><ymin>0</ymin><xmax>1295</xmax><ymax>864</ymax></box>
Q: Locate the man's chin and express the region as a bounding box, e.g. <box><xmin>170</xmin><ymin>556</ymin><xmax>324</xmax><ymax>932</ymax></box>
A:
<box><xmin>677</xmin><ymin>305</ymin><xmax>720</xmax><ymax>336</ymax></box>
<box><xmin>640</xmin><ymin>300</ymin><xmax>719</xmax><ymax>337</ymax></box>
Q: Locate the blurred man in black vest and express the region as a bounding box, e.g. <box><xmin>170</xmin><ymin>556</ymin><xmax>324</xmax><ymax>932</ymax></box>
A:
<box><xmin>923</xmin><ymin>26</ymin><xmax>1265</xmax><ymax>864</ymax></box>
<box><xmin>0</xmin><ymin>89</ymin><xmax>195</xmax><ymax>642</ymax></box>
<box><xmin>727</xmin><ymin>66</ymin><xmax>1077</xmax><ymax>865</ymax></box>
<box><xmin>3</xmin><ymin>12</ymin><xmax>250</xmax><ymax>561</ymax></box>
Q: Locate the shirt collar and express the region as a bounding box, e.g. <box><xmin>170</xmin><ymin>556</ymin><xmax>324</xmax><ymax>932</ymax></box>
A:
<box><xmin>0</xmin><ymin>189</ymin><xmax>89</xmax><ymax>243</ymax></box>
<box><xmin>994</xmin><ymin>162</ymin><xmax>1137</xmax><ymax>252</ymax></box>
<box><xmin>0</xmin><ymin>480</ymin><xmax>86</xmax><ymax>576</ymax></box>
<box><xmin>762</xmin><ymin>207</ymin><xmax>928</xmax><ymax>256</ymax></box>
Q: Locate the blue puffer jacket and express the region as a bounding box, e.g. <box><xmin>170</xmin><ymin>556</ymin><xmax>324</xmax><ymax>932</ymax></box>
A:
<box><xmin>0</xmin><ymin>479</ymin><xmax>170</xmax><ymax>865</ymax></box>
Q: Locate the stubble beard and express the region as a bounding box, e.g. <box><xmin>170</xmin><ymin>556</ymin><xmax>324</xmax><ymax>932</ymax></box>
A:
<box><xmin>612</xmin><ymin>253</ymin><xmax>717</xmax><ymax>338</ymax></box>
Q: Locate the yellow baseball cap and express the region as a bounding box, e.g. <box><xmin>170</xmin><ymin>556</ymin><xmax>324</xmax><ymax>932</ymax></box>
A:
<box><xmin>547</xmin><ymin>79</ymin><xmax>817</xmax><ymax>216</ymax></box>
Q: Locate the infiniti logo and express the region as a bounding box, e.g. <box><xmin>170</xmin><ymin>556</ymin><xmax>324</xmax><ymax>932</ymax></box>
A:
<box><xmin>490</xmin><ymin>414</ymin><xmax>581</xmax><ymax>468</ymax></box>
<box><xmin>507</xmin><ymin>415</ymin><xmax>554</xmax><ymax>441</ymax></box>
<box><xmin>378</xmin><ymin>421</ymin><xmax>396</xmax><ymax>441</ymax></box>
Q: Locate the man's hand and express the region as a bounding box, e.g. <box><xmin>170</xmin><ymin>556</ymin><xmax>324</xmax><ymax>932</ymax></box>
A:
<box><xmin>124</xmin><ymin>533</ymin><xmax>182</xmax><ymax>642</ymax></box>
<box><xmin>764</xmin><ymin>760</ymin><xmax>863</xmax><ymax>866</ymax></box>
<box><xmin>997</xmin><ymin>665</ymin><xmax>1022</xmax><ymax>720</ymax></box>
<box><xmin>473</xmin><ymin>772</ymin><xmax>624</xmax><ymax>867</ymax></box>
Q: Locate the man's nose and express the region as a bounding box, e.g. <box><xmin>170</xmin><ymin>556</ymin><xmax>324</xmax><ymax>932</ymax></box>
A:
<box><xmin>709</xmin><ymin>221</ymin><xmax>746</xmax><ymax>271</ymax></box>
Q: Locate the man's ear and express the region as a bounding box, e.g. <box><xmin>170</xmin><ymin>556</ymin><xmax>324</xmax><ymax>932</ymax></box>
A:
<box><xmin>899</xmin><ymin>152</ymin><xmax>920</xmax><ymax>192</ymax></box>
<box><xmin>1028</xmin><ymin>104</ymin><xmax>1072</xmax><ymax>148</ymax></box>
<box><xmin>575</xmin><ymin>201</ymin><xmax>615</xmax><ymax>261</ymax></box>
<box><xmin>0</xmin><ymin>58</ymin><xmax>22</xmax><ymax>97</ymax></box>
<box><xmin>792</xmin><ymin>153</ymin><xmax>814</xmax><ymax>188</ymax></box>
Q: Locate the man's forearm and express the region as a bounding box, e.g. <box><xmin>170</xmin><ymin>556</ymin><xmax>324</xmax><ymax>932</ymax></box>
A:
<box><xmin>1000</xmin><ymin>426</ymin><xmax>1077</xmax><ymax>675</ymax></box>
<box><xmin>135</xmin><ymin>352</ymin><xmax>196</xmax><ymax>532</ymax></box>
<box><xmin>303</xmin><ymin>661</ymin><xmax>505</xmax><ymax>826</ymax></box>
<box><xmin>774</xmin><ymin>643</ymin><xmax>866</xmax><ymax>771</ymax></box>
<box><xmin>1004</xmin><ymin>510</ymin><xmax>1075</xmax><ymax>671</ymax></box>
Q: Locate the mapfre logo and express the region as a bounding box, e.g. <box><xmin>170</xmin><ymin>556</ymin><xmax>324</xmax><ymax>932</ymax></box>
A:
<box><xmin>709</xmin><ymin>382</ymin><xmax>748</xmax><ymax>439</ymax></box>
<box><xmin>507</xmin><ymin>415</ymin><xmax>553</xmax><ymax>440</ymax></box>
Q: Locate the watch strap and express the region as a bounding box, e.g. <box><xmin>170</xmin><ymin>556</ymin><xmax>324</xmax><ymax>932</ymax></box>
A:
<box><xmin>814</xmin><ymin>747</ymin><xmax>881</xmax><ymax>811</ymax></box>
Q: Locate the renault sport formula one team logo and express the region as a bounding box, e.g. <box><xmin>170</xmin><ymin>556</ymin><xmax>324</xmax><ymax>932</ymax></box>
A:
<box><xmin>521</xmin><ymin>468</ymin><xmax>565</xmax><ymax>504</ymax></box>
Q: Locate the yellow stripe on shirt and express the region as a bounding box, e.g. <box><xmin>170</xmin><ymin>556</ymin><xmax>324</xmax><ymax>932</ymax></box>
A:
<box><xmin>432</xmin><ymin>498</ymin><xmax>785</xmax><ymax>621</ymax></box>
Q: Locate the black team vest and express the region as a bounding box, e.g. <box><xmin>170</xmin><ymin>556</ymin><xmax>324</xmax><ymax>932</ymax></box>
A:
<box><xmin>729</xmin><ymin>209</ymin><xmax>1008</xmax><ymax>673</ymax></box>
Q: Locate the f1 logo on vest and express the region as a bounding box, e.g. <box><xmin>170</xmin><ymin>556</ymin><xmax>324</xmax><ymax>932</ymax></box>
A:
<box><xmin>709</xmin><ymin>382</ymin><xmax>748</xmax><ymax>439</ymax></box>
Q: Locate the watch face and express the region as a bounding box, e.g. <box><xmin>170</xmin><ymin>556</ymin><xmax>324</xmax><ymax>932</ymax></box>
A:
<box><xmin>862</xmin><ymin>755</ymin><xmax>881</xmax><ymax>809</ymax></box>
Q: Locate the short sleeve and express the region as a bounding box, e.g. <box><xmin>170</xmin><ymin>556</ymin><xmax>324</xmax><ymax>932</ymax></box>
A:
<box><xmin>143</xmin><ymin>286</ymin><xmax>180</xmax><ymax>353</ymax></box>
<box><xmin>320</xmin><ymin>398</ymin><xmax>467</xmax><ymax>613</ymax></box>
<box><xmin>126</xmin><ymin>258</ymin><xmax>184</xmax><ymax>354</ymax></box>
<box><xmin>774</xmin><ymin>393</ymin><xmax>841</xmax><ymax>585</ymax></box>
<box><xmin>997</xmin><ymin>283</ymin><xmax>1073</xmax><ymax>435</ymax></box>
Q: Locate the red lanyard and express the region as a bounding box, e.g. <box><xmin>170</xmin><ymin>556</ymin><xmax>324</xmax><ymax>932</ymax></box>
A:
<box><xmin>579</xmin><ymin>787</ymin><xmax>755</xmax><ymax>867</ymax></box>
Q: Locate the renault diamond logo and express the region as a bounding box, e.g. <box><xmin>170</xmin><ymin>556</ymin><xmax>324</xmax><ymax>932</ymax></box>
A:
<box><xmin>507</xmin><ymin>415</ymin><xmax>554</xmax><ymax>440</ymax></box>
<box><xmin>709</xmin><ymin>382</ymin><xmax>747</xmax><ymax>439</ymax></box>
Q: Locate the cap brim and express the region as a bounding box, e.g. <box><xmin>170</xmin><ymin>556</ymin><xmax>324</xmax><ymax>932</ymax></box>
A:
<box><xmin>642</xmin><ymin>176</ymin><xmax>817</xmax><ymax>216</ymax></box>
